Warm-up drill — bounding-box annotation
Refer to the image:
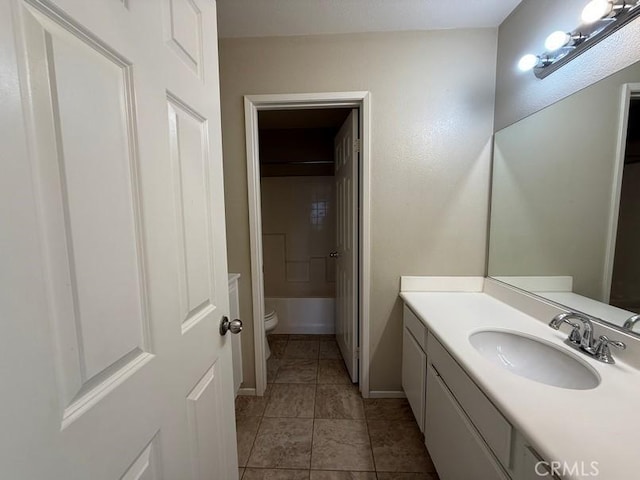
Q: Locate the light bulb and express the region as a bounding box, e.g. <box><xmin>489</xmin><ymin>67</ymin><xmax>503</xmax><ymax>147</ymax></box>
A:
<box><xmin>518</xmin><ymin>54</ymin><xmax>539</xmax><ymax>72</ymax></box>
<box><xmin>545</xmin><ymin>31</ymin><xmax>571</xmax><ymax>51</ymax></box>
<box><xmin>581</xmin><ymin>0</ymin><xmax>613</xmax><ymax>24</ymax></box>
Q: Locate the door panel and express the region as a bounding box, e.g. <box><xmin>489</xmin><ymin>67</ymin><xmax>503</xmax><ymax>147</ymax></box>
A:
<box><xmin>334</xmin><ymin>109</ymin><xmax>359</xmax><ymax>382</ymax></box>
<box><xmin>186</xmin><ymin>361</ymin><xmax>227</xmax><ymax>480</ymax></box>
<box><xmin>18</xmin><ymin>0</ymin><xmax>152</xmax><ymax>430</ymax></box>
<box><xmin>164</xmin><ymin>0</ymin><xmax>203</xmax><ymax>76</ymax></box>
<box><xmin>122</xmin><ymin>436</ymin><xmax>161</xmax><ymax>480</ymax></box>
<box><xmin>167</xmin><ymin>95</ymin><xmax>218</xmax><ymax>333</ymax></box>
<box><xmin>426</xmin><ymin>365</ymin><xmax>509</xmax><ymax>480</ymax></box>
<box><xmin>52</xmin><ymin>36</ymin><xmax>146</xmax><ymax>382</ymax></box>
<box><xmin>1</xmin><ymin>0</ymin><xmax>237</xmax><ymax>478</ymax></box>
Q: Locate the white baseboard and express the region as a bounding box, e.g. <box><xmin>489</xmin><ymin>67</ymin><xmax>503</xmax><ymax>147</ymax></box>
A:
<box><xmin>237</xmin><ymin>387</ymin><xmax>256</xmax><ymax>397</ymax></box>
<box><xmin>368</xmin><ymin>390</ymin><xmax>406</xmax><ymax>399</ymax></box>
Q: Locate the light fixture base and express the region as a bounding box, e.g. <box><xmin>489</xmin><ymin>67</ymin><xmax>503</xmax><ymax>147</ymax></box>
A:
<box><xmin>534</xmin><ymin>1</ymin><xmax>640</xmax><ymax>79</ymax></box>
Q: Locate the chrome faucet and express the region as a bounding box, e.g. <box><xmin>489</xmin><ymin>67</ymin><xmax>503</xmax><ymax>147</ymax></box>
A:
<box><xmin>622</xmin><ymin>314</ymin><xmax>640</xmax><ymax>331</ymax></box>
<box><xmin>549</xmin><ymin>312</ymin><xmax>596</xmax><ymax>352</ymax></box>
<box><xmin>549</xmin><ymin>312</ymin><xmax>626</xmax><ymax>364</ymax></box>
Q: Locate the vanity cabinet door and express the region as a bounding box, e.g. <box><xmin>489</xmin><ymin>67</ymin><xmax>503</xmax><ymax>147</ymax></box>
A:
<box><xmin>402</xmin><ymin>326</ymin><xmax>426</xmax><ymax>432</ymax></box>
<box><xmin>426</xmin><ymin>365</ymin><xmax>510</xmax><ymax>480</ymax></box>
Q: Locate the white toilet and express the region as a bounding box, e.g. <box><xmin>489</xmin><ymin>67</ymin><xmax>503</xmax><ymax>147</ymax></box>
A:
<box><xmin>264</xmin><ymin>308</ymin><xmax>279</xmax><ymax>359</ymax></box>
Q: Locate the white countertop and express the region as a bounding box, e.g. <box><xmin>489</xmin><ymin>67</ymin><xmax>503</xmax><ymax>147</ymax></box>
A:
<box><xmin>400</xmin><ymin>289</ymin><xmax>640</xmax><ymax>480</ymax></box>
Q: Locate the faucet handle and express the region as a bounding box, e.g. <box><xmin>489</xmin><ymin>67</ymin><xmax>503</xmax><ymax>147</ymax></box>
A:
<box><xmin>594</xmin><ymin>335</ymin><xmax>626</xmax><ymax>364</ymax></box>
<box><xmin>549</xmin><ymin>315</ymin><xmax>582</xmax><ymax>346</ymax></box>
<box><xmin>567</xmin><ymin>322</ymin><xmax>583</xmax><ymax>346</ymax></box>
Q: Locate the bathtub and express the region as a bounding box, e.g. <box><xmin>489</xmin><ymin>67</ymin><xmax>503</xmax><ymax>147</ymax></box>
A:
<box><xmin>264</xmin><ymin>297</ymin><xmax>335</xmax><ymax>334</ymax></box>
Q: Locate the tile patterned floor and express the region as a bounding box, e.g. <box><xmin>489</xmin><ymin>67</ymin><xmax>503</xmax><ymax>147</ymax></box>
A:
<box><xmin>235</xmin><ymin>334</ymin><xmax>440</xmax><ymax>480</ymax></box>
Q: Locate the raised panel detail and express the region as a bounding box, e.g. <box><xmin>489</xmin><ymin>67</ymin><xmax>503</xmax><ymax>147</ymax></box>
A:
<box><xmin>18</xmin><ymin>2</ymin><xmax>151</xmax><ymax>425</ymax></box>
<box><xmin>167</xmin><ymin>95</ymin><xmax>217</xmax><ymax>333</ymax></box>
<box><xmin>165</xmin><ymin>0</ymin><xmax>202</xmax><ymax>75</ymax></box>
<box><xmin>121</xmin><ymin>434</ymin><xmax>161</xmax><ymax>480</ymax></box>
<box><xmin>186</xmin><ymin>362</ymin><xmax>226</xmax><ymax>480</ymax></box>
<box><xmin>49</xmin><ymin>21</ymin><xmax>144</xmax><ymax>383</ymax></box>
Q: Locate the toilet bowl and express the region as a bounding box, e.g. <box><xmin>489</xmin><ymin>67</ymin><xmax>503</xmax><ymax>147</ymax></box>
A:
<box><xmin>264</xmin><ymin>308</ymin><xmax>279</xmax><ymax>360</ymax></box>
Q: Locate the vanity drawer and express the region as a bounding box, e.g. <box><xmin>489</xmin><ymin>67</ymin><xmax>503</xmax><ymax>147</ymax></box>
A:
<box><xmin>403</xmin><ymin>304</ymin><xmax>427</xmax><ymax>350</ymax></box>
<box><xmin>428</xmin><ymin>335</ymin><xmax>513</xmax><ymax>470</ymax></box>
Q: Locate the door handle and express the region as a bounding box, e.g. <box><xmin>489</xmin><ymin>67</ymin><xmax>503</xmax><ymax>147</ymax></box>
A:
<box><xmin>220</xmin><ymin>316</ymin><xmax>243</xmax><ymax>336</ymax></box>
<box><xmin>329</xmin><ymin>251</ymin><xmax>340</xmax><ymax>258</ymax></box>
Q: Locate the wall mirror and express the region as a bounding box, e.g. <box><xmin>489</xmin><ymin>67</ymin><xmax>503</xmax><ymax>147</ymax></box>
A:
<box><xmin>488</xmin><ymin>59</ymin><xmax>640</xmax><ymax>338</ymax></box>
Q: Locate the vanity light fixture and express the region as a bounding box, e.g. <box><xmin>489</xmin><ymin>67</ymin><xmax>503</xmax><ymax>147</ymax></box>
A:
<box><xmin>544</xmin><ymin>31</ymin><xmax>587</xmax><ymax>51</ymax></box>
<box><xmin>544</xmin><ymin>31</ymin><xmax>572</xmax><ymax>51</ymax></box>
<box><xmin>517</xmin><ymin>54</ymin><xmax>552</xmax><ymax>72</ymax></box>
<box><xmin>518</xmin><ymin>54</ymin><xmax>540</xmax><ymax>71</ymax></box>
<box><xmin>518</xmin><ymin>0</ymin><xmax>640</xmax><ymax>79</ymax></box>
<box><xmin>582</xmin><ymin>0</ymin><xmax>618</xmax><ymax>23</ymax></box>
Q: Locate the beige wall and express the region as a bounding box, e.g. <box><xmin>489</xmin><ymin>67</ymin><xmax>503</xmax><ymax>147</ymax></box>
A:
<box><xmin>261</xmin><ymin>176</ymin><xmax>336</xmax><ymax>298</ymax></box>
<box><xmin>219</xmin><ymin>30</ymin><xmax>498</xmax><ymax>391</ymax></box>
<box><xmin>495</xmin><ymin>0</ymin><xmax>640</xmax><ymax>130</ymax></box>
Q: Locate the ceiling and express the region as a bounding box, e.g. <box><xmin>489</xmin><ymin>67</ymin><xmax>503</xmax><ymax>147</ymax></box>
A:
<box><xmin>216</xmin><ymin>0</ymin><xmax>523</xmax><ymax>39</ymax></box>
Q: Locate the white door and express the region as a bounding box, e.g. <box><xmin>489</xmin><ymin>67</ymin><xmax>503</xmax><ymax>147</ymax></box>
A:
<box><xmin>229</xmin><ymin>274</ymin><xmax>243</xmax><ymax>396</ymax></box>
<box><xmin>334</xmin><ymin>109</ymin><xmax>359</xmax><ymax>382</ymax></box>
<box><xmin>0</xmin><ymin>1</ymin><xmax>238</xmax><ymax>479</ymax></box>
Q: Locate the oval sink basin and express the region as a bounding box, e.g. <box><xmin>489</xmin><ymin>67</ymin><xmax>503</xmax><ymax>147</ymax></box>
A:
<box><xmin>469</xmin><ymin>330</ymin><xmax>600</xmax><ymax>390</ymax></box>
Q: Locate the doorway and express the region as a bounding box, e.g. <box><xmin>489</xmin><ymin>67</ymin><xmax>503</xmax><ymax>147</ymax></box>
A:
<box><xmin>604</xmin><ymin>84</ymin><xmax>640</xmax><ymax>305</ymax></box>
<box><xmin>259</xmin><ymin>107</ymin><xmax>347</xmax><ymax>341</ymax></box>
<box><xmin>244</xmin><ymin>92</ymin><xmax>372</xmax><ymax>398</ymax></box>
<box><xmin>610</xmin><ymin>96</ymin><xmax>640</xmax><ymax>311</ymax></box>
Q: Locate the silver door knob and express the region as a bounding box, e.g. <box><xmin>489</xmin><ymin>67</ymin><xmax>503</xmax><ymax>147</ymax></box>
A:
<box><xmin>220</xmin><ymin>316</ymin><xmax>243</xmax><ymax>336</ymax></box>
<box><xmin>329</xmin><ymin>251</ymin><xmax>340</xmax><ymax>258</ymax></box>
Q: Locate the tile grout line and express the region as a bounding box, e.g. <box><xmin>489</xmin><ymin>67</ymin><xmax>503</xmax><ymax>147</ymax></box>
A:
<box><xmin>364</xmin><ymin>401</ymin><xmax>379</xmax><ymax>476</ymax></box>
<box><xmin>242</xmin><ymin>408</ymin><xmax>264</xmax><ymax>472</ymax></box>
<box><xmin>311</xmin><ymin>340</ymin><xmax>320</xmax><ymax>473</ymax></box>
<box><xmin>309</xmin><ymin>380</ymin><xmax>317</xmax><ymax>474</ymax></box>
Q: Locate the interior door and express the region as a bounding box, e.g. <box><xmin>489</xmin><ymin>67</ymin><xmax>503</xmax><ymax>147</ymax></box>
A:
<box><xmin>334</xmin><ymin>109</ymin><xmax>359</xmax><ymax>382</ymax></box>
<box><xmin>0</xmin><ymin>0</ymin><xmax>238</xmax><ymax>478</ymax></box>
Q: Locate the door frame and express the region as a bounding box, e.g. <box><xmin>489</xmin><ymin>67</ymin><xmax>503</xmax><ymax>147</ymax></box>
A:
<box><xmin>602</xmin><ymin>82</ymin><xmax>640</xmax><ymax>302</ymax></box>
<box><xmin>243</xmin><ymin>92</ymin><xmax>372</xmax><ymax>398</ymax></box>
